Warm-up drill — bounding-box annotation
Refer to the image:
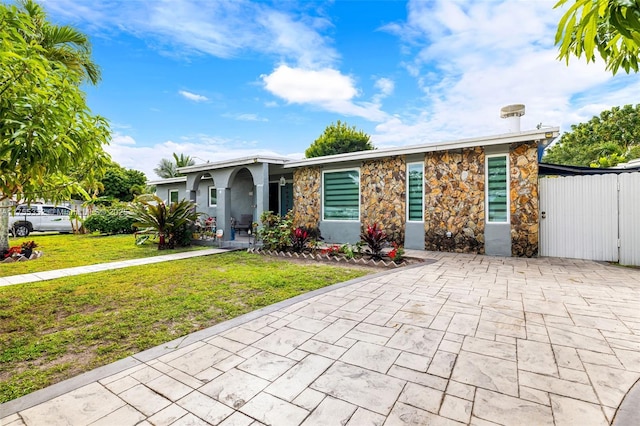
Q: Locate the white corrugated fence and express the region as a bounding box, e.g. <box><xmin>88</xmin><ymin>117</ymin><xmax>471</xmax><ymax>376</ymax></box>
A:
<box><xmin>539</xmin><ymin>172</ymin><xmax>640</xmax><ymax>266</ymax></box>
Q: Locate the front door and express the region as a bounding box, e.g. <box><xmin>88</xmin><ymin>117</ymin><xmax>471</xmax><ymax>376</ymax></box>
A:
<box><xmin>280</xmin><ymin>183</ymin><xmax>293</xmax><ymax>215</ymax></box>
<box><xmin>269</xmin><ymin>183</ymin><xmax>279</xmax><ymax>213</ymax></box>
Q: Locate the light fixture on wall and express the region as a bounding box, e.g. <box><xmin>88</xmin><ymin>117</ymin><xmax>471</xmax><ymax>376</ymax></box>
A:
<box><xmin>279</xmin><ymin>176</ymin><xmax>286</xmax><ymax>186</ymax></box>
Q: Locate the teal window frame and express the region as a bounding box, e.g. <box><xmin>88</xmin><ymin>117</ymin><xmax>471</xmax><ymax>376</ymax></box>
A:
<box><xmin>485</xmin><ymin>154</ymin><xmax>509</xmax><ymax>223</ymax></box>
<box><xmin>169</xmin><ymin>189</ymin><xmax>179</xmax><ymax>204</ymax></box>
<box><xmin>322</xmin><ymin>168</ymin><xmax>360</xmax><ymax>221</ymax></box>
<box><xmin>208</xmin><ymin>186</ymin><xmax>217</xmax><ymax>207</ymax></box>
<box><xmin>407</xmin><ymin>162</ymin><xmax>424</xmax><ymax>222</ymax></box>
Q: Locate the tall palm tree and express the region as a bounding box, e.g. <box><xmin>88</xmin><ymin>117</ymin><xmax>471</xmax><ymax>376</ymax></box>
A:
<box><xmin>154</xmin><ymin>158</ymin><xmax>178</xmax><ymax>179</ymax></box>
<box><xmin>18</xmin><ymin>0</ymin><xmax>100</xmax><ymax>85</ymax></box>
<box><xmin>174</xmin><ymin>153</ymin><xmax>196</xmax><ymax>168</ymax></box>
<box><xmin>154</xmin><ymin>153</ymin><xmax>196</xmax><ymax>178</ymax></box>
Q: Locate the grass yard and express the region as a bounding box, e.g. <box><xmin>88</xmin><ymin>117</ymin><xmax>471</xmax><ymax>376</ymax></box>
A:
<box><xmin>0</xmin><ymin>233</ymin><xmax>207</xmax><ymax>277</ymax></box>
<box><xmin>0</xmin><ymin>251</ymin><xmax>370</xmax><ymax>403</ymax></box>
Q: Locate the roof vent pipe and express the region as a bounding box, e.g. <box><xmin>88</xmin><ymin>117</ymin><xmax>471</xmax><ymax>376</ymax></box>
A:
<box><xmin>500</xmin><ymin>104</ymin><xmax>525</xmax><ymax>133</ymax></box>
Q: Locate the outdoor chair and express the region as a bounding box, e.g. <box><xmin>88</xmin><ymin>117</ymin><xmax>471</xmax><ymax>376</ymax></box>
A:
<box><xmin>235</xmin><ymin>214</ymin><xmax>253</xmax><ymax>234</ymax></box>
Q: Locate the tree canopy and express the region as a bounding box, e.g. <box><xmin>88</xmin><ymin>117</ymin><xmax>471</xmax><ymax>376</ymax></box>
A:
<box><xmin>97</xmin><ymin>162</ymin><xmax>147</xmax><ymax>202</ymax></box>
<box><xmin>305</xmin><ymin>120</ymin><xmax>374</xmax><ymax>158</ymax></box>
<box><xmin>555</xmin><ymin>0</ymin><xmax>640</xmax><ymax>75</ymax></box>
<box><xmin>543</xmin><ymin>104</ymin><xmax>640</xmax><ymax>167</ymax></box>
<box><xmin>154</xmin><ymin>153</ymin><xmax>196</xmax><ymax>178</ymax></box>
<box><xmin>0</xmin><ymin>0</ymin><xmax>110</xmax><ymax>250</ymax></box>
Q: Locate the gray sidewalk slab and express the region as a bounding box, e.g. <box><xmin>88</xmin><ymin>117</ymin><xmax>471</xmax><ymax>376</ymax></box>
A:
<box><xmin>2</xmin><ymin>252</ymin><xmax>640</xmax><ymax>425</ymax></box>
<box><xmin>0</xmin><ymin>248</ymin><xmax>228</xmax><ymax>287</ymax></box>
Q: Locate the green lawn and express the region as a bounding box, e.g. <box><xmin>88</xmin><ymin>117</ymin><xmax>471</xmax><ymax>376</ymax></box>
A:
<box><xmin>0</xmin><ymin>233</ymin><xmax>207</xmax><ymax>277</ymax></box>
<box><xmin>0</xmin><ymin>251</ymin><xmax>370</xmax><ymax>403</ymax></box>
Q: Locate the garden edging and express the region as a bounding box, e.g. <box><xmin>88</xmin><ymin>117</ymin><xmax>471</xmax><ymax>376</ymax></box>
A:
<box><xmin>247</xmin><ymin>247</ymin><xmax>417</xmax><ymax>268</ymax></box>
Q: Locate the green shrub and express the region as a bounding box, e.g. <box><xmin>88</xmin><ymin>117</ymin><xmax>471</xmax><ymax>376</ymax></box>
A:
<box><xmin>128</xmin><ymin>195</ymin><xmax>202</xmax><ymax>249</ymax></box>
<box><xmin>84</xmin><ymin>203</ymin><xmax>136</xmax><ymax>234</ymax></box>
<box><xmin>257</xmin><ymin>211</ymin><xmax>293</xmax><ymax>251</ymax></box>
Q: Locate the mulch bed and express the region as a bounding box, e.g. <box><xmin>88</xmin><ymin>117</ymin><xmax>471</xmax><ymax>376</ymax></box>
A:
<box><xmin>247</xmin><ymin>247</ymin><xmax>424</xmax><ymax>269</ymax></box>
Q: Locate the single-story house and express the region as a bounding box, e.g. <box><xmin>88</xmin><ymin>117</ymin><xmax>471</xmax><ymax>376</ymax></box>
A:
<box><xmin>150</xmin><ymin>127</ymin><xmax>558</xmax><ymax>257</ymax></box>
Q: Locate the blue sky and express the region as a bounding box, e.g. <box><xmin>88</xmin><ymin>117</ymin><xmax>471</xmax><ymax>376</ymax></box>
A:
<box><xmin>42</xmin><ymin>0</ymin><xmax>639</xmax><ymax>179</ymax></box>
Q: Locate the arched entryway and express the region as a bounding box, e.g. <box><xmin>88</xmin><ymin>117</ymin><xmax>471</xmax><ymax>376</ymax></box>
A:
<box><xmin>187</xmin><ymin>172</ymin><xmax>216</xmax><ymax>218</ymax></box>
<box><xmin>229</xmin><ymin>167</ymin><xmax>256</xmax><ymax>233</ymax></box>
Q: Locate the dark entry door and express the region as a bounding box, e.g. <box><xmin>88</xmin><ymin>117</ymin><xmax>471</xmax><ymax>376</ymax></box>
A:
<box><xmin>269</xmin><ymin>183</ymin><xmax>279</xmax><ymax>213</ymax></box>
<box><xmin>280</xmin><ymin>183</ymin><xmax>293</xmax><ymax>215</ymax></box>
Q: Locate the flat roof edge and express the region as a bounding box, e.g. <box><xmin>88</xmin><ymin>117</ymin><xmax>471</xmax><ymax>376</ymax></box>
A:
<box><xmin>177</xmin><ymin>156</ymin><xmax>290</xmax><ymax>174</ymax></box>
<box><xmin>283</xmin><ymin>128</ymin><xmax>559</xmax><ymax>168</ymax></box>
<box><xmin>147</xmin><ymin>176</ymin><xmax>187</xmax><ymax>185</ymax></box>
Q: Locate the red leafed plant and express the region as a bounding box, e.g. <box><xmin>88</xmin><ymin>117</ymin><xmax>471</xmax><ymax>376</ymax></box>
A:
<box><xmin>388</xmin><ymin>241</ymin><xmax>404</xmax><ymax>263</ymax></box>
<box><xmin>3</xmin><ymin>246</ymin><xmax>22</xmax><ymax>258</ymax></box>
<box><xmin>290</xmin><ymin>227</ymin><xmax>310</xmax><ymax>253</ymax></box>
<box><xmin>321</xmin><ymin>245</ymin><xmax>341</xmax><ymax>256</ymax></box>
<box><xmin>361</xmin><ymin>223</ymin><xmax>387</xmax><ymax>260</ymax></box>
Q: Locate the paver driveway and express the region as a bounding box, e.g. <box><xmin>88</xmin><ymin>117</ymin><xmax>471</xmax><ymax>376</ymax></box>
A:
<box><xmin>2</xmin><ymin>252</ymin><xmax>640</xmax><ymax>425</ymax></box>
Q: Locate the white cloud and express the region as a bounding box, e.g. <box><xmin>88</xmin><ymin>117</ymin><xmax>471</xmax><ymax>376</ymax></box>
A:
<box><xmin>223</xmin><ymin>113</ymin><xmax>268</xmax><ymax>122</ymax></box>
<box><xmin>258</xmin><ymin>10</ymin><xmax>338</xmax><ymax>68</ymax></box>
<box><xmin>111</xmin><ymin>132</ymin><xmax>136</xmax><ymax>145</ymax></box>
<box><xmin>45</xmin><ymin>0</ymin><xmax>338</xmax><ymax>69</ymax></box>
<box><xmin>262</xmin><ymin>65</ymin><xmax>388</xmax><ymax>121</ymax></box>
<box><xmin>262</xmin><ymin>65</ymin><xmax>356</xmax><ymax>103</ymax></box>
<box><xmin>374</xmin><ymin>78</ymin><xmax>394</xmax><ymax>97</ymax></box>
<box><xmin>178</xmin><ymin>90</ymin><xmax>209</xmax><ymax>102</ymax></box>
<box><xmin>372</xmin><ymin>77</ymin><xmax>395</xmax><ymax>104</ymax></box>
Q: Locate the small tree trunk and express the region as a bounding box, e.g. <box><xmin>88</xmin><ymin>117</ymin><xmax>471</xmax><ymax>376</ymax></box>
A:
<box><xmin>0</xmin><ymin>198</ymin><xmax>10</xmax><ymax>252</ymax></box>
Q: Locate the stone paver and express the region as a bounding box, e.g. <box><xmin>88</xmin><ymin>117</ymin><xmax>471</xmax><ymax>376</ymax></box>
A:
<box><xmin>2</xmin><ymin>252</ymin><xmax>640</xmax><ymax>425</ymax></box>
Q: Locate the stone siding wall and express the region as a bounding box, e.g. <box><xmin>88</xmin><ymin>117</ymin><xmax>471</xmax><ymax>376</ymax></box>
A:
<box><xmin>290</xmin><ymin>142</ymin><xmax>539</xmax><ymax>257</ymax></box>
<box><xmin>360</xmin><ymin>156</ymin><xmax>406</xmax><ymax>243</ymax></box>
<box><xmin>292</xmin><ymin>167</ymin><xmax>321</xmax><ymax>228</ymax></box>
<box><xmin>510</xmin><ymin>142</ymin><xmax>539</xmax><ymax>257</ymax></box>
<box><xmin>424</xmin><ymin>147</ymin><xmax>485</xmax><ymax>253</ymax></box>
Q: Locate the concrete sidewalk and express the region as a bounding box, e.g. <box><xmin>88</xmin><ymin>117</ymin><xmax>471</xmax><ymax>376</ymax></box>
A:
<box><xmin>2</xmin><ymin>252</ymin><xmax>640</xmax><ymax>425</ymax></box>
<box><xmin>0</xmin><ymin>248</ymin><xmax>229</xmax><ymax>287</ymax></box>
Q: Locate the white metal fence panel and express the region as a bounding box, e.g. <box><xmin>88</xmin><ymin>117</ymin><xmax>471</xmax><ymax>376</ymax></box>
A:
<box><xmin>539</xmin><ymin>175</ymin><xmax>619</xmax><ymax>261</ymax></box>
<box><xmin>619</xmin><ymin>172</ymin><xmax>640</xmax><ymax>266</ymax></box>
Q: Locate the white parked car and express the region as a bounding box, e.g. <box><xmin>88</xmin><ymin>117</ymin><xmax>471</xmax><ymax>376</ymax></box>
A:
<box><xmin>9</xmin><ymin>204</ymin><xmax>73</xmax><ymax>237</ymax></box>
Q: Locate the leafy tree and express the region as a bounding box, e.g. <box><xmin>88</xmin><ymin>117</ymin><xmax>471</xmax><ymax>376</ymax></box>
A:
<box><xmin>0</xmin><ymin>0</ymin><xmax>110</xmax><ymax>251</ymax></box>
<box><xmin>555</xmin><ymin>0</ymin><xmax>640</xmax><ymax>75</ymax></box>
<box><xmin>543</xmin><ymin>104</ymin><xmax>640</xmax><ymax>166</ymax></box>
<box><xmin>154</xmin><ymin>153</ymin><xmax>195</xmax><ymax>178</ymax></box>
<box><xmin>98</xmin><ymin>162</ymin><xmax>147</xmax><ymax>202</ymax></box>
<box><xmin>305</xmin><ymin>120</ymin><xmax>374</xmax><ymax>158</ymax></box>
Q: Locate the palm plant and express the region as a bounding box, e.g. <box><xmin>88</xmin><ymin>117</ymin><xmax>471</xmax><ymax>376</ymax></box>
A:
<box><xmin>154</xmin><ymin>153</ymin><xmax>196</xmax><ymax>178</ymax></box>
<box><xmin>128</xmin><ymin>194</ymin><xmax>202</xmax><ymax>249</ymax></box>
<box><xmin>174</xmin><ymin>153</ymin><xmax>195</xmax><ymax>168</ymax></box>
<box><xmin>19</xmin><ymin>0</ymin><xmax>100</xmax><ymax>84</ymax></box>
<box><xmin>153</xmin><ymin>158</ymin><xmax>178</xmax><ymax>179</ymax></box>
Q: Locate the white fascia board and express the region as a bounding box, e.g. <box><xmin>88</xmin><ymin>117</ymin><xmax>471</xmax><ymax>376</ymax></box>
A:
<box><xmin>177</xmin><ymin>156</ymin><xmax>290</xmax><ymax>174</ymax></box>
<box><xmin>283</xmin><ymin>128</ymin><xmax>559</xmax><ymax>169</ymax></box>
<box><xmin>147</xmin><ymin>177</ymin><xmax>187</xmax><ymax>185</ymax></box>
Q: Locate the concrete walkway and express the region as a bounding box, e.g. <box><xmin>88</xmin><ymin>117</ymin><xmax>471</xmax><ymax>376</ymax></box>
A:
<box><xmin>0</xmin><ymin>248</ymin><xmax>229</xmax><ymax>287</ymax></box>
<box><xmin>2</xmin><ymin>252</ymin><xmax>640</xmax><ymax>425</ymax></box>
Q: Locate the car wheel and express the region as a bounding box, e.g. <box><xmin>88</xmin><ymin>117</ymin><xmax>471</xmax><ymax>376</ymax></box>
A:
<box><xmin>14</xmin><ymin>224</ymin><xmax>30</xmax><ymax>237</ymax></box>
